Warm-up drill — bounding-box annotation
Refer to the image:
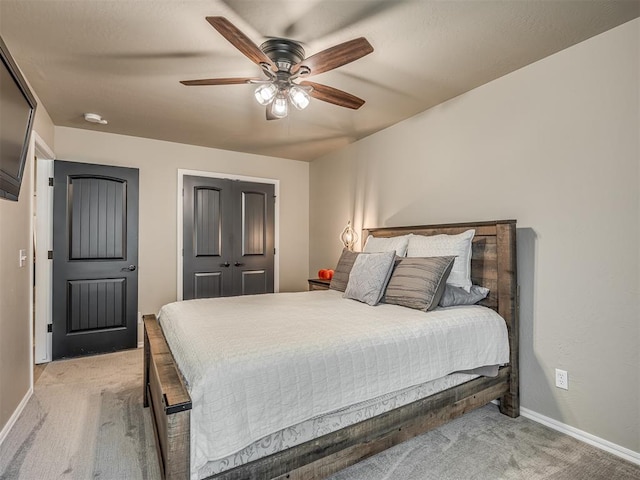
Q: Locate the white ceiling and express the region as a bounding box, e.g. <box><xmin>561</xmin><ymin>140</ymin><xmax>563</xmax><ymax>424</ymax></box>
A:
<box><xmin>1</xmin><ymin>1</ymin><xmax>638</xmax><ymax>161</ymax></box>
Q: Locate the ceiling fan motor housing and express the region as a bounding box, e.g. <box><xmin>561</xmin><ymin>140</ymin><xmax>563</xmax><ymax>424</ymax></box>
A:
<box><xmin>260</xmin><ymin>39</ymin><xmax>305</xmax><ymax>72</ymax></box>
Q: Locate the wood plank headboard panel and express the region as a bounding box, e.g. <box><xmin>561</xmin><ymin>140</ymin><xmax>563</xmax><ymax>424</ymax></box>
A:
<box><xmin>363</xmin><ymin>220</ymin><xmax>519</xmax><ymax>414</ymax></box>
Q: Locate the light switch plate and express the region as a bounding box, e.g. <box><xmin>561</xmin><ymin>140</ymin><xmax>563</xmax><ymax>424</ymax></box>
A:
<box><xmin>19</xmin><ymin>249</ymin><xmax>27</xmax><ymax>267</ymax></box>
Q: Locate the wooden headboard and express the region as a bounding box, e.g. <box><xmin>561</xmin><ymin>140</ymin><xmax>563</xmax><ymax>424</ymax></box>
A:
<box><xmin>364</xmin><ymin>219</ymin><xmax>519</xmax><ymax>413</ymax></box>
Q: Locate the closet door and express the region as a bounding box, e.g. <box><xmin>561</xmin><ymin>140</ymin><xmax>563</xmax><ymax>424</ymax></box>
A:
<box><xmin>182</xmin><ymin>175</ymin><xmax>275</xmax><ymax>299</ymax></box>
<box><xmin>231</xmin><ymin>181</ymin><xmax>275</xmax><ymax>296</ymax></box>
<box><xmin>183</xmin><ymin>175</ymin><xmax>234</xmax><ymax>299</ymax></box>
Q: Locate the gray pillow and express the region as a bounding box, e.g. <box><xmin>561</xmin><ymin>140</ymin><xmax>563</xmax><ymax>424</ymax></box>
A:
<box><xmin>329</xmin><ymin>249</ymin><xmax>359</xmax><ymax>292</ymax></box>
<box><xmin>439</xmin><ymin>284</ymin><xmax>489</xmax><ymax>307</ymax></box>
<box><xmin>343</xmin><ymin>251</ymin><xmax>396</xmax><ymax>306</ymax></box>
<box><xmin>383</xmin><ymin>256</ymin><xmax>455</xmax><ymax>311</ymax></box>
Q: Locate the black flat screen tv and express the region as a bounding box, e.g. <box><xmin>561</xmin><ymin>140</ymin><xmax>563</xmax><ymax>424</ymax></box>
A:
<box><xmin>0</xmin><ymin>35</ymin><xmax>37</xmax><ymax>201</ymax></box>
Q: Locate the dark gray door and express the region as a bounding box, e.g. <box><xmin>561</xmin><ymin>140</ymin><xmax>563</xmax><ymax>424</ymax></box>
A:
<box><xmin>183</xmin><ymin>175</ymin><xmax>274</xmax><ymax>299</ymax></box>
<box><xmin>52</xmin><ymin>160</ymin><xmax>139</xmax><ymax>359</ymax></box>
<box><xmin>182</xmin><ymin>175</ymin><xmax>233</xmax><ymax>298</ymax></box>
<box><xmin>232</xmin><ymin>180</ymin><xmax>275</xmax><ymax>295</ymax></box>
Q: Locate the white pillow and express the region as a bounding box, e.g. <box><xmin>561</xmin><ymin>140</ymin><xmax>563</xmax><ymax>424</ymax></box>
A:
<box><xmin>363</xmin><ymin>234</ymin><xmax>411</xmax><ymax>257</ymax></box>
<box><xmin>406</xmin><ymin>229</ymin><xmax>475</xmax><ymax>292</ymax></box>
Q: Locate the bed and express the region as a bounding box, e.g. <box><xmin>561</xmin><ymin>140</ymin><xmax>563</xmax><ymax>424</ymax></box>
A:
<box><xmin>143</xmin><ymin>219</ymin><xmax>519</xmax><ymax>480</ymax></box>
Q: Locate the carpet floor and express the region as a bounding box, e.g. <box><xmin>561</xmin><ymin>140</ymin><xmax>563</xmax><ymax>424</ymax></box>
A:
<box><xmin>1</xmin><ymin>349</ymin><xmax>638</xmax><ymax>480</ymax></box>
<box><xmin>0</xmin><ymin>349</ymin><xmax>160</xmax><ymax>480</ymax></box>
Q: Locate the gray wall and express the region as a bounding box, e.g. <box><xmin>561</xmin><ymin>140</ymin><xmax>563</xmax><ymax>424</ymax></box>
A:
<box><xmin>310</xmin><ymin>19</ymin><xmax>639</xmax><ymax>452</ymax></box>
<box><xmin>0</xmin><ymin>154</ymin><xmax>33</xmax><ymax>432</ymax></box>
<box><xmin>0</xmin><ymin>83</ymin><xmax>54</xmax><ymax>434</ymax></box>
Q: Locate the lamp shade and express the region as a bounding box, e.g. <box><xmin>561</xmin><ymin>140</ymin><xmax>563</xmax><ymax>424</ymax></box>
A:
<box><xmin>340</xmin><ymin>221</ymin><xmax>358</xmax><ymax>250</ymax></box>
<box><xmin>270</xmin><ymin>93</ymin><xmax>289</xmax><ymax>118</ymax></box>
<box><xmin>289</xmin><ymin>86</ymin><xmax>310</xmax><ymax>110</ymax></box>
<box><xmin>254</xmin><ymin>84</ymin><xmax>277</xmax><ymax>106</ymax></box>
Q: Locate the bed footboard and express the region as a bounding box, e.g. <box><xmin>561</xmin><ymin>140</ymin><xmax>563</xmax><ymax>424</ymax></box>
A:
<box><xmin>144</xmin><ymin>314</ymin><xmax>192</xmax><ymax>480</ymax></box>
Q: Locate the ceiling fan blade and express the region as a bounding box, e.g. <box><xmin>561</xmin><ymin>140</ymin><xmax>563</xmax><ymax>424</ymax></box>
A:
<box><xmin>300</xmin><ymin>81</ymin><xmax>365</xmax><ymax>110</ymax></box>
<box><xmin>292</xmin><ymin>37</ymin><xmax>373</xmax><ymax>76</ymax></box>
<box><xmin>180</xmin><ymin>77</ymin><xmax>259</xmax><ymax>86</ymax></box>
<box><xmin>206</xmin><ymin>17</ymin><xmax>276</xmax><ymax>71</ymax></box>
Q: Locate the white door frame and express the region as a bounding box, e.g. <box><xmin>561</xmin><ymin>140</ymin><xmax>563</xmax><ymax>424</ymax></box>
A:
<box><xmin>33</xmin><ymin>131</ymin><xmax>55</xmax><ymax>364</ymax></box>
<box><xmin>176</xmin><ymin>169</ymin><xmax>280</xmax><ymax>300</ymax></box>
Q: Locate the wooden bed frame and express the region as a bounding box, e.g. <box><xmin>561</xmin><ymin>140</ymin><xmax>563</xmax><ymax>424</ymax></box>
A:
<box><xmin>144</xmin><ymin>219</ymin><xmax>518</xmax><ymax>480</ymax></box>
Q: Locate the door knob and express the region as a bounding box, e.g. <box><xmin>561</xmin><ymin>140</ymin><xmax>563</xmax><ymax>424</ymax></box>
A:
<box><xmin>234</xmin><ymin>262</ymin><xmax>245</xmax><ymax>267</ymax></box>
<box><xmin>220</xmin><ymin>262</ymin><xmax>230</xmax><ymax>267</ymax></box>
<box><xmin>121</xmin><ymin>265</ymin><xmax>137</xmax><ymax>272</ymax></box>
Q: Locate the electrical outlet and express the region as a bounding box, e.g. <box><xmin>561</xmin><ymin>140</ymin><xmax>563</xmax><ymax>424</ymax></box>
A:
<box><xmin>555</xmin><ymin>369</ymin><xmax>568</xmax><ymax>390</ymax></box>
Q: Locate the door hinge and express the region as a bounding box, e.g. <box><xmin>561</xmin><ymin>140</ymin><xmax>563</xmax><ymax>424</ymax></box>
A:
<box><xmin>47</xmin><ymin>324</ymin><xmax>52</xmax><ymax>333</ymax></box>
<box><xmin>48</xmin><ymin>177</ymin><xmax>54</xmax><ymax>187</ymax></box>
<box><xmin>47</xmin><ymin>250</ymin><xmax>53</xmax><ymax>260</ymax></box>
<box><xmin>274</xmin><ymin>248</ymin><xmax>276</xmax><ymax>255</ymax></box>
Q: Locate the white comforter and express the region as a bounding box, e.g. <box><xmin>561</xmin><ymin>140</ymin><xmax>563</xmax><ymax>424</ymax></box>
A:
<box><xmin>158</xmin><ymin>290</ymin><xmax>510</xmax><ymax>479</ymax></box>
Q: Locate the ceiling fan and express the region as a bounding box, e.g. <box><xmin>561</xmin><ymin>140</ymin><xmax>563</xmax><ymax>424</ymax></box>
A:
<box><xmin>180</xmin><ymin>17</ymin><xmax>374</xmax><ymax>120</ymax></box>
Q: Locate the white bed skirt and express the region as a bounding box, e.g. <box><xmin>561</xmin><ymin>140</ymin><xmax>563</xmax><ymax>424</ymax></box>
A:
<box><xmin>198</xmin><ymin>371</ymin><xmax>479</xmax><ymax>478</ymax></box>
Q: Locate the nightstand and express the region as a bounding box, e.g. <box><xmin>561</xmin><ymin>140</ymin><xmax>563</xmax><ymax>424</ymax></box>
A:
<box><xmin>308</xmin><ymin>278</ymin><xmax>331</xmax><ymax>291</ymax></box>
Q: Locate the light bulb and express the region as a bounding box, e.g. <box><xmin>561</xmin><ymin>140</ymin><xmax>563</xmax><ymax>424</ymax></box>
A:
<box><xmin>254</xmin><ymin>84</ymin><xmax>277</xmax><ymax>106</ymax></box>
<box><xmin>289</xmin><ymin>86</ymin><xmax>310</xmax><ymax>110</ymax></box>
<box><xmin>270</xmin><ymin>93</ymin><xmax>289</xmax><ymax>118</ymax></box>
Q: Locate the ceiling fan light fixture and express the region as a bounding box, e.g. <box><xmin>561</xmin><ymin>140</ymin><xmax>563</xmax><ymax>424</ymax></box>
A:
<box><xmin>254</xmin><ymin>83</ymin><xmax>277</xmax><ymax>106</ymax></box>
<box><xmin>181</xmin><ymin>18</ymin><xmax>373</xmax><ymax>121</ymax></box>
<box><xmin>289</xmin><ymin>86</ymin><xmax>310</xmax><ymax>110</ymax></box>
<box><xmin>270</xmin><ymin>93</ymin><xmax>289</xmax><ymax>118</ymax></box>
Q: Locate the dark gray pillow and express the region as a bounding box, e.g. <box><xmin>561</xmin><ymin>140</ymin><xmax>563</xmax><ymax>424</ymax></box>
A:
<box><xmin>439</xmin><ymin>284</ymin><xmax>490</xmax><ymax>307</ymax></box>
<box><xmin>383</xmin><ymin>256</ymin><xmax>455</xmax><ymax>311</ymax></box>
<box><xmin>344</xmin><ymin>251</ymin><xmax>396</xmax><ymax>306</ymax></box>
<box><xmin>329</xmin><ymin>249</ymin><xmax>359</xmax><ymax>292</ymax></box>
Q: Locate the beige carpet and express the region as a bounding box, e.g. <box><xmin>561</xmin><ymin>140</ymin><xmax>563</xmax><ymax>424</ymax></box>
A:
<box><xmin>1</xmin><ymin>349</ymin><xmax>639</xmax><ymax>480</ymax></box>
<box><xmin>0</xmin><ymin>349</ymin><xmax>160</xmax><ymax>480</ymax></box>
<box><xmin>327</xmin><ymin>404</ymin><xmax>640</xmax><ymax>480</ymax></box>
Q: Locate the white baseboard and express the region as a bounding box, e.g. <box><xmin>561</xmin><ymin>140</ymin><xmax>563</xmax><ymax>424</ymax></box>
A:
<box><xmin>0</xmin><ymin>387</ymin><xmax>33</xmax><ymax>447</ymax></box>
<box><xmin>520</xmin><ymin>406</ymin><xmax>640</xmax><ymax>466</ymax></box>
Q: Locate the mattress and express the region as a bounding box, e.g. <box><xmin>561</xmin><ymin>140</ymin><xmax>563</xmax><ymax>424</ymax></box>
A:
<box><xmin>158</xmin><ymin>289</ymin><xmax>510</xmax><ymax>479</ymax></box>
